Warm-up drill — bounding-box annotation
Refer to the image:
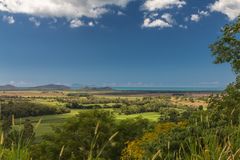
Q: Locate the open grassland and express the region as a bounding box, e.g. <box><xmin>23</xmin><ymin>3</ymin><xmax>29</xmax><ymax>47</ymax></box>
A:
<box><xmin>2</xmin><ymin>90</ymin><xmax>210</xmax><ymax>137</ymax></box>
<box><xmin>171</xmin><ymin>96</ymin><xmax>208</xmax><ymax>107</ymax></box>
<box><xmin>16</xmin><ymin>109</ymin><xmax>160</xmax><ymax>136</ymax></box>
<box><xmin>31</xmin><ymin>98</ymin><xmax>66</xmax><ymax>107</ymax></box>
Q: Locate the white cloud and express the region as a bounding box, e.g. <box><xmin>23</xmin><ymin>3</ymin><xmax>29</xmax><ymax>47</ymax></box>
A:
<box><xmin>0</xmin><ymin>0</ymin><xmax>132</xmax><ymax>19</ymax></box>
<box><xmin>8</xmin><ymin>80</ymin><xmax>33</xmax><ymax>87</ymax></box>
<box><xmin>29</xmin><ymin>17</ymin><xmax>41</xmax><ymax>27</ymax></box>
<box><xmin>117</xmin><ymin>11</ymin><xmax>125</xmax><ymax>16</ymax></box>
<box><xmin>161</xmin><ymin>13</ymin><xmax>174</xmax><ymax>24</ymax></box>
<box><xmin>88</xmin><ymin>21</ymin><xmax>94</xmax><ymax>26</ymax></box>
<box><xmin>190</xmin><ymin>14</ymin><xmax>200</xmax><ymax>22</ymax></box>
<box><xmin>70</xmin><ymin>19</ymin><xmax>84</xmax><ymax>28</ymax></box>
<box><xmin>143</xmin><ymin>0</ymin><xmax>186</xmax><ymax>11</ymax></box>
<box><xmin>189</xmin><ymin>10</ymin><xmax>209</xmax><ymax>23</ymax></box>
<box><xmin>2</xmin><ymin>15</ymin><xmax>15</xmax><ymax>24</ymax></box>
<box><xmin>142</xmin><ymin>18</ymin><xmax>172</xmax><ymax>28</ymax></box>
<box><xmin>151</xmin><ymin>13</ymin><xmax>159</xmax><ymax>17</ymax></box>
<box><xmin>210</xmin><ymin>0</ymin><xmax>240</xmax><ymax>20</ymax></box>
<box><xmin>9</xmin><ymin>81</ymin><xmax>15</xmax><ymax>85</ymax></box>
<box><xmin>142</xmin><ymin>0</ymin><xmax>185</xmax><ymax>30</ymax></box>
<box><xmin>0</xmin><ymin>0</ymin><xmax>132</xmax><ymax>28</ymax></box>
<box><xmin>48</xmin><ymin>18</ymin><xmax>58</xmax><ymax>25</ymax></box>
<box><xmin>142</xmin><ymin>13</ymin><xmax>175</xmax><ymax>29</ymax></box>
<box><xmin>199</xmin><ymin>10</ymin><xmax>209</xmax><ymax>16</ymax></box>
<box><xmin>179</xmin><ymin>24</ymin><xmax>187</xmax><ymax>29</ymax></box>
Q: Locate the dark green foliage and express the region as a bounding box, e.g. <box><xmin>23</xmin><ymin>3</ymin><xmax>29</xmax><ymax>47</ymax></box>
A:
<box><xmin>168</xmin><ymin>110</ymin><xmax>179</xmax><ymax>122</ymax></box>
<box><xmin>2</xmin><ymin>115</ymin><xmax>12</xmax><ymax>135</ymax></box>
<box><xmin>31</xmin><ymin>110</ymin><xmax>152</xmax><ymax>160</ymax></box>
<box><xmin>0</xmin><ymin>101</ymin><xmax>70</xmax><ymax>118</ymax></box>
<box><xmin>31</xmin><ymin>110</ymin><xmax>115</xmax><ymax>160</ymax></box>
<box><xmin>120</xmin><ymin>100</ymin><xmax>174</xmax><ymax>115</ymax></box>
<box><xmin>210</xmin><ymin>17</ymin><xmax>240</xmax><ymax>74</ymax></box>
<box><xmin>66</xmin><ymin>102</ymin><xmax>116</xmax><ymax>109</ymax></box>
<box><xmin>113</xmin><ymin>117</ymin><xmax>152</xmax><ymax>158</ymax></box>
<box><xmin>23</xmin><ymin>119</ymin><xmax>34</xmax><ymax>140</ymax></box>
<box><xmin>208</xmin><ymin>17</ymin><xmax>240</xmax><ymax>127</ymax></box>
<box><xmin>208</xmin><ymin>77</ymin><xmax>240</xmax><ymax>126</ymax></box>
<box><xmin>2</xmin><ymin>118</ymin><xmax>36</xmax><ymax>150</ymax></box>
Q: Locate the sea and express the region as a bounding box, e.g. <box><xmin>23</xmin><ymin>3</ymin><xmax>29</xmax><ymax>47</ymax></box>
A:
<box><xmin>112</xmin><ymin>87</ymin><xmax>224</xmax><ymax>92</ymax></box>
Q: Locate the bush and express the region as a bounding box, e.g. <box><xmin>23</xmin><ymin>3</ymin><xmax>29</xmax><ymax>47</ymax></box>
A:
<box><xmin>0</xmin><ymin>101</ymin><xmax>70</xmax><ymax>118</ymax></box>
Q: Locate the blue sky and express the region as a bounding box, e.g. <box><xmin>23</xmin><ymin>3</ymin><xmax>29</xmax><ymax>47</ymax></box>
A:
<box><xmin>0</xmin><ymin>0</ymin><xmax>239</xmax><ymax>87</ymax></box>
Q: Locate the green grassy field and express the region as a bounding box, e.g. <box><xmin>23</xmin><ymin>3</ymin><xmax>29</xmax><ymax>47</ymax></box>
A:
<box><xmin>17</xmin><ymin>109</ymin><xmax>160</xmax><ymax>136</ymax></box>
<box><xmin>10</xmin><ymin>93</ymin><xmax>206</xmax><ymax>137</ymax></box>
<box><xmin>116</xmin><ymin>112</ymin><xmax>160</xmax><ymax>121</ymax></box>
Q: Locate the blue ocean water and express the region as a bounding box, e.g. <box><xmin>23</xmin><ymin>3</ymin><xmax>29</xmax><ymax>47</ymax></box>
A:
<box><xmin>112</xmin><ymin>87</ymin><xmax>224</xmax><ymax>92</ymax></box>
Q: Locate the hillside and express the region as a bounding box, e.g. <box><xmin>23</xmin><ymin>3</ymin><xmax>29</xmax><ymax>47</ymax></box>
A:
<box><xmin>0</xmin><ymin>84</ymin><xmax>70</xmax><ymax>91</ymax></box>
<box><xmin>0</xmin><ymin>85</ymin><xmax>17</xmax><ymax>90</ymax></box>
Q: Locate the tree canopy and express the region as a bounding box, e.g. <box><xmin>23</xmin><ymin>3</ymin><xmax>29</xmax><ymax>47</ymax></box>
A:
<box><xmin>210</xmin><ymin>17</ymin><xmax>240</xmax><ymax>74</ymax></box>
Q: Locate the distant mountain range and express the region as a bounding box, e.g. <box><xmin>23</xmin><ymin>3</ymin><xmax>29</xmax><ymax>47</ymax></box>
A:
<box><xmin>0</xmin><ymin>85</ymin><xmax>17</xmax><ymax>90</ymax></box>
<box><xmin>70</xmin><ymin>84</ymin><xmax>113</xmax><ymax>90</ymax></box>
<box><xmin>0</xmin><ymin>84</ymin><xmax>114</xmax><ymax>91</ymax></box>
<box><xmin>0</xmin><ymin>84</ymin><xmax>71</xmax><ymax>91</ymax></box>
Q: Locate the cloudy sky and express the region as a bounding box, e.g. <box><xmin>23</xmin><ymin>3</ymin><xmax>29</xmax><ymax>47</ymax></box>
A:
<box><xmin>0</xmin><ymin>0</ymin><xmax>239</xmax><ymax>87</ymax></box>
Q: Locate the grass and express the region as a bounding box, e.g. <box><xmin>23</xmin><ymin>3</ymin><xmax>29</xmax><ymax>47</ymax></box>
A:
<box><xmin>16</xmin><ymin>109</ymin><xmax>160</xmax><ymax>137</ymax></box>
<box><xmin>31</xmin><ymin>99</ymin><xmax>66</xmax><ymax>107</ymax></box>
<box><xmin>116</xmin><ymin>112</ymin><xmax>160</xmax><ymax>121</ymax></box>
<box><xmin>11</xmin><ymin>94</ymin><xmax>204</xmax><ymax>137</ymax></box>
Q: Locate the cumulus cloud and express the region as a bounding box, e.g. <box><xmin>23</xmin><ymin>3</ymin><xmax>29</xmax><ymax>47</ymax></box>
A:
<box><xmin>143</xmin><ymin>0</ymin><xmax>186</xmax><ymax>11</ymax></box>
<box><xmin>189</xmin><ymin>10</ymin><xmax>209</xmax><ymax>23</ymax></box>
<box><xmin>29</xmin><ymin>17</ymin><xmax>41</xmax><ymax>26</ymax></box>
<box><xmin>0</xmin><ymin>0</ymin><xmax>133</xmax><ymax>28</ymax></box>
<box><xmin>142</xmin><ymin>18</ymin><xmax>172</xmax><ymax>28</ymax></box>
<box><xmin>161</xmin><ymin>13</ymin><xmax>175</xmax><ymax>24</ymax></box>
<box><xmin>142</xmin><ymin>13</ymin><xmax>175</xmax><ymax>29</ymax></box>
<box><xmin>209</xmin><ymin>0</ymin><xmax>240</xmax><ymax>20</ymax></box>
<box><xmin>190</xmin><ymin>14</ymin><xmax>200</xmax><ymax>22</ymax></box>
<box><xmin>142</xmin><ymin>0</ymin><xmax>185</xmax><ymax>29</ymax></box>
<box><xmin>70</xmin><ymin>19</ymin><xmax>84</xmax><ymax>28</ymax></box>
<box><xmin>2</xmin><ymin>15</ymin><xmax>15</xmax><ymax>24</ymax></box>
<box><xmin>0</xmin><ymin>0</ymin><xmax>132</xmax><ymax>19</ymax></box>
<box><xmin>199</xmin><ymin>10</ymin><xmax>209</xmax><ymax>16</ymax></box>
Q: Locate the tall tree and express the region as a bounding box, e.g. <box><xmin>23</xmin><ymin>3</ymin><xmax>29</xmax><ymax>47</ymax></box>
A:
<box><xmin>209</xmin><ymin>17</ymin><xmax>240</xmax><ymax>126</ymax></box>
<box><xmin>210</xmin><ymin>17</ymin><xmax>240</xmax><ymax>74</ymax></box>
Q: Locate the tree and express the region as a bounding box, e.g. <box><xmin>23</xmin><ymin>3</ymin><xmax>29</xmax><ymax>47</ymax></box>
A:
<box><xmin>2</xmin><ymin>115</ymin><xmax>12</xmax><ymax>137</ymax></box>
<box><xmin>209</xmin><ymin>16</ymin><xmax>240</xmax><ymax>126</ymax></box>
<box><xmin>23</xmin><ymin>119</ymin><xmax>34</xmax><ymax>140</ymax></box>
<box><xmin>210</xmin><ymin>17</ymin><xmax>240</xmax><ymax>74</ymax></box>
<box><xmin>31</xmin><ymin>110</ymin><xmax>116</xmax><ymax>160</ymax></box>
<box><xmin>209</xmin><ymin>80</ymin><xmax>240</xmax><ymax>126</ymax></box>
<box><xmin>168</xmin><ymin>110</ymin><xmax>179</xmax><ymax>123</ymax></box>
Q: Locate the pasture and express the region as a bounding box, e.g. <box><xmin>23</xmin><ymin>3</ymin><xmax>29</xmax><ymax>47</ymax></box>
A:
<box><xmin>17</xmin><ymin>109</ymin><xmax>161</xmax><ymax>136</ymax></box>
<box><xmin>2</xmin><ymin>90</ymin><xmax>209</xmax><ymax>137</ymax></box>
